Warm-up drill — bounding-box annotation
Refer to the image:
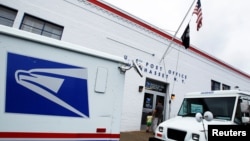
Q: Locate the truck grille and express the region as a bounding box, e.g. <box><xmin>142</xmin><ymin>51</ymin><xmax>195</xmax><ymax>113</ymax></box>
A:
<box><xmin>167</xmin><ymin>128</ymin><xmax>187</xmax><ymax>141</ymax></box>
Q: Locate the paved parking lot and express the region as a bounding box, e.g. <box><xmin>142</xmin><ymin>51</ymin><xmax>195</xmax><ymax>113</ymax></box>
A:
<box><xmin>120</xmin><ymin>130</ymin><xmax>154</xmax><ymax>141</ymax></box>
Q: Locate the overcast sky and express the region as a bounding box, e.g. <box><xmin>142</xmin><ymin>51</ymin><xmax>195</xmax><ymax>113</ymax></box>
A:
<box><xmin>102</xmin><ymin>0</ymin><xmax>250</xmax><ymax>75</ymax></box>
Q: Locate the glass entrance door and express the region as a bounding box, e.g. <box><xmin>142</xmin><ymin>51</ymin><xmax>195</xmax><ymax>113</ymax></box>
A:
<box><xmin>155</xmin><ymin>95</ymin><xmax>165</xmax><ymax>123</ymax></box>
<box><xmin>141</xmin><ymin>78</ymin><xmax>167</xmax><ymax>130</ymax></box>
<box><xmin>141</xmin><ymin>93</ymin><xmax>154</xmax><ymax>125</ymax></box>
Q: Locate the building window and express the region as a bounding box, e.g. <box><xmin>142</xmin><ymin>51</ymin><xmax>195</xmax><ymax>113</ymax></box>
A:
<box><xmin>0</xmin><ymin>5</ymin><xmax>17</xmax><ymax>27</ymax></box>
<box><xmin>211</xmin><ymin>80</ymin><xmax>220</xmax><ymax>90</ymax></box>
<box><xmin>222</xmin><ymin>84</ymin><xmax>230</xmax><ymax>90</ymax></box>
<box><xmin>20</xmin><ymin>14</ymin><xmax>63</xmax><ymax>40</ymax></box>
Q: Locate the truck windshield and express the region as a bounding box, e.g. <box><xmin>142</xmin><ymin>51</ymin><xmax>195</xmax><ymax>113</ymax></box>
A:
<box><xmin>178</xmin><ymin>97</ymin><xmax>236</xmax><ymax>120</ymax></box>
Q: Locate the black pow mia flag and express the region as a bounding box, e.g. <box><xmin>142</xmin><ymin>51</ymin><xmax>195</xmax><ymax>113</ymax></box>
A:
<box><xmin>181</xmin><ymin>24</ymin><xmax>190</xmax><ymax>49</ymax></box>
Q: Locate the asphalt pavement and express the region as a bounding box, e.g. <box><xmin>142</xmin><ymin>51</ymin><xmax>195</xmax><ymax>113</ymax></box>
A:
<box><xmin>120</xmin><ymin>130</ymin><xmax>154</xmax><ymax>141</ymax></box>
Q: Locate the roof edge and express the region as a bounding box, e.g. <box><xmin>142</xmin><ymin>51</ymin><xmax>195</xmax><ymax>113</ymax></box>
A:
<box><xmin>89</xmin><ymin>0</ymin><xmax>250</xmax><ymax>79</ymax></box>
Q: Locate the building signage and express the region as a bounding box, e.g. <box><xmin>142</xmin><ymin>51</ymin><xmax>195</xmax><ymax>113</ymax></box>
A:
<box><xmin>124</xmin><ymin>55</ymin><xmax>188</xmax><ymax>84</ymax></box>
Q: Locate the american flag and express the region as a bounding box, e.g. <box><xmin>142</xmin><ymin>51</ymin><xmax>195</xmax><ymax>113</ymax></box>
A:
<box><xmin>193</xmin><ymin>0</ymin><xmax>202</xmax><ymax>31</ymax></box>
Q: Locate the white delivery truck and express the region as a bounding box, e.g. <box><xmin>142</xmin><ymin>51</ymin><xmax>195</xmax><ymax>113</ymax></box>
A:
<box><xmin>0</xmin><ymin>25</ymin><xmax>140</xmax><ymax>141</ymax></box>
<box><xmin>153</xmin><ymin>90</ymin><xmax>250</xmax><ymax>141</ymax></box>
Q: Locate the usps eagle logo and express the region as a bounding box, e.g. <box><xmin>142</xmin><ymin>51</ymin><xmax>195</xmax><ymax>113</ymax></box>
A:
<box><xmin>5</xmin><ymin>53</ymin><xmax>89</xmax><ymax>118</ymax></box>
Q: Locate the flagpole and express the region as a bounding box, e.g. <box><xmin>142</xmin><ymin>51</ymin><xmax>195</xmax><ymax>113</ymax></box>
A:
<box><xmin>160</xmin><ymin>0</ymin><xmax>197</xmax><ymax>63</ymax></box>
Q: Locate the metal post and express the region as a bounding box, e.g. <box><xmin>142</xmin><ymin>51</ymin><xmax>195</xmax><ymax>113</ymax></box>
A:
<box><xmin>160</xmin><ymin>0</ymin><xmax>197</xmax><ymax>63</ymax></box>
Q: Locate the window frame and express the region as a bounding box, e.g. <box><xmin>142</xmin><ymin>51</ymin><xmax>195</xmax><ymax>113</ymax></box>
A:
<box><xmin>211</xmin><ymin>80</ymin><xmax>221</xmax><ymax>90</ymax></box>
<box><xmin>0</xmin><ymin>5</ymin><xmax>17</xmax><ymax>27</ymax></box>
<box><xmin>20</xmin><ymin>14</ymin><xmax>64</xmax><ymax>40</ymax></box>
<box><xmin>222</xmin><ymin>84</ymin><xmax>231</xmax><ymax>90</ymax></box>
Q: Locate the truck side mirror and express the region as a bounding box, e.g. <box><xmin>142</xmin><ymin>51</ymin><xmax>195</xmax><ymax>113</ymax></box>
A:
<box><xmin>240</xmin><ymin>101</ymin><xmax>249</xmax><ymax>113</ymax></box>
<box><xmin>240</xmin><ymin>101</ymin><xmax>250</xmax><ymax>124</ymax></box>
<box><xmin>242</xmin><ymin>117</ymin><xmax>250</xmax><ymax>123</ymax></box>
<box><xmin>195</xmin><ymin>113</ymin><xmax>203</xmax><ymax>122</ymax></box>
<box><xmin>204</xmin><ymin>111</ymin><xmax>213</xmax><ymax>121</ymax></box>
<box><xmin>195</xmin><ymin>111</ymin><xmax>213</xmax><ymax>122</ymax></box>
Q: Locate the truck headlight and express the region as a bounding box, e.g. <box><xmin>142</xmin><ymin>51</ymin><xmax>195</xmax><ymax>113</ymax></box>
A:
<box><xmin>158</xmin><ymin>126</ymin><xmax>163</xmax><ymax>132</ymax></box>
<box><xmin>192</xmin><ymin>133</ymin><xmax>199</xmax><ymax>141</ymax></box>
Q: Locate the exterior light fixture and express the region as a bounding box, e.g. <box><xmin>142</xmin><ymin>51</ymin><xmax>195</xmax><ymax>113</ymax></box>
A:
<box><xmin>171</xmin><ymin>94</ymin><xmax>175</xmax><ymax>100</ymax></box>
<box><xmin>139</xmin><ymin>86</ymin><xmax>143</xmax><ymax>92</ymax></box>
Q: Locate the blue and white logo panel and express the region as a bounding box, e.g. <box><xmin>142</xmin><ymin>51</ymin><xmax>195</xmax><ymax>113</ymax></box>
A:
<box><xmin>5</xmin><ymin>52</ymin><xmax>89</xmax><ymax>118</ymax></box>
